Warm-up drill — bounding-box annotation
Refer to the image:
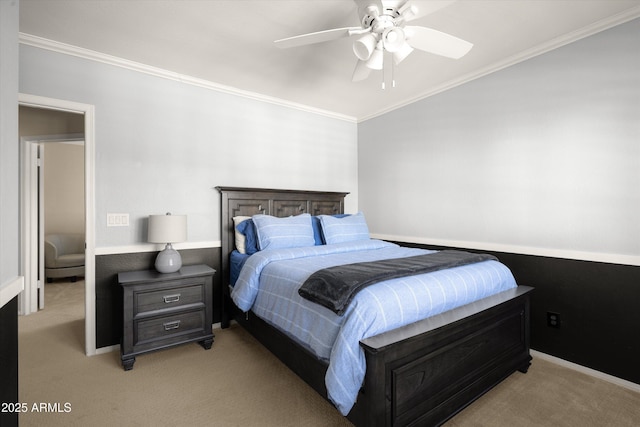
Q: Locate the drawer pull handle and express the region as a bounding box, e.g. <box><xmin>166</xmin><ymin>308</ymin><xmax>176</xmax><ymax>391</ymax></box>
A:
<box><xmin>163</xmin><ymin>320</ymin><xmax>181</xmax><ymax>331</ymax></box>
<box><xmin>163</xmin><ymin>294</ymin><xmax>181</xmax><ymax>303</ymax></box>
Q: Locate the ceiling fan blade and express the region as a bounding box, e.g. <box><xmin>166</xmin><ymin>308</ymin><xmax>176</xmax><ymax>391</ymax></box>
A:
<box><xmin>352</xmin><ymin>60</ymin><xmax>372</xmax><ymax>82</ymax></box>
<box><xmin>399</xmin><ymin>1</ymin><xmax>457</xmax><ymax>23</ymax></box>
<box><xmin>404</xmin><ymin>26</ymin><xmax>473</xmax><ymax>59</ymax></box>
<box><xmin>274</xmin><ymin>27</ymin><xmax>363</xmax><ymax>49</ymax></box>
<box><xmin>354</xmin><ymin>0</ymin><xmax>383</xmax><ymax>20</ymax></box>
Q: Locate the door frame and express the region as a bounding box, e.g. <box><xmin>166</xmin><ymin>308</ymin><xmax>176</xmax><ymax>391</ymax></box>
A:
<box><xmin>21</xmin><ymin>135</ymin><xmax>84</xmax><ymax>314</ymax></box>
<box><xmin>19</xmin><ymin>93</ymin><xmax>97</xmax><ymax>356</ymax></box>
<box><xmin>19</xmin><ymin>138</ymin><xmax>44</xmax><ymax>315</ymax></box>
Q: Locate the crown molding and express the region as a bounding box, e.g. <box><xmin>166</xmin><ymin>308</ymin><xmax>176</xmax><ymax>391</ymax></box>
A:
<box><xmin>358</xmin><ymin>6</ymin><xmax>640</xmax><ymax>122</ymax></box>
<box><xmin>19</xmin><ymin>33</ymin><xmax>357</xmax><ymax>123</ymax></box>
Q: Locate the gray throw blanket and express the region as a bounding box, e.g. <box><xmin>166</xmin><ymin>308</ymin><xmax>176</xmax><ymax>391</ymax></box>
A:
<box><xmin>298</xmin><ymin>250</ymin><xmax>497</xmax><ymax>315</ymax></box>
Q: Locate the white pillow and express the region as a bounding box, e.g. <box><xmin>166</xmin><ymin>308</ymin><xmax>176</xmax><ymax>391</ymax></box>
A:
<box><xmin>319</xmin><ymin>212</ymin><xmax>370</xmax><ymax>244</ymax></box>
<box><xmin>232</xmin><ymin>216</ymin><xmax>251</xmax><ymax>254</ymax></box>
<box><xmin>252</xmin><ymin>213</ymin><xmax>315</xmax><ymax>251</ymax></box>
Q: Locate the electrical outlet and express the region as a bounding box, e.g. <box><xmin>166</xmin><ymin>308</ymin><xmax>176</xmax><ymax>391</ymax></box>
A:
<box><xmin>547</xmin><ymin>311</ymin><xmax>561</xmax><ymax>328</ymax></box>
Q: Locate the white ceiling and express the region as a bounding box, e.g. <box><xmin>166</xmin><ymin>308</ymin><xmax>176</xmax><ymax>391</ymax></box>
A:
<box><xmin>19</xmin><ymin>0</ymin><xmax>640</xmax><ymax>121</ymax></box>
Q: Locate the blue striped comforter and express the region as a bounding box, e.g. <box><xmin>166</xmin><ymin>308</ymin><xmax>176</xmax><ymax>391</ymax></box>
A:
<box><xmin>231</xmin><ymin>240</ymin><xmax>517</xmax><ymax>415</ymax></box>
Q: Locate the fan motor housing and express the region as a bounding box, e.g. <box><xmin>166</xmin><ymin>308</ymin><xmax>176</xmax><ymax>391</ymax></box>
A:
<box><xmin>362</xmin><ymin>5</ymin><xmax>401</xmax><ymax>31</ymax></box>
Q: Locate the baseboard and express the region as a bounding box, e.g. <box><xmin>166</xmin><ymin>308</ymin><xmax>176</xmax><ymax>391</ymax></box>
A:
<box><xmin>94</xmin><ymin>344</ymin><xmax>119</xmax><ymax>356</ymax></box>
<box><xmin>531</xmin><ymin>349</ymin><xmax>640</xmax><ymax>393</ymax></box>
<box><xmin>92</xmin><ymin>333</ymin><xmax>639</xmax><ymax>394</ymax></box>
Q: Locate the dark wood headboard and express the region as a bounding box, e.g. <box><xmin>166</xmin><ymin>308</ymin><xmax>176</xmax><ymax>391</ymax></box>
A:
<box><xmin>216</xmin><ymin>187</ymin><xmax>349</xmax><ymax>325</ymax></box>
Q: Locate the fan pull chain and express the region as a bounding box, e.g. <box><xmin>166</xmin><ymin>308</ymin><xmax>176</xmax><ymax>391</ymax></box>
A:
<box><xmin>392</xmin><ymin>60</ymin><xmax>396</xmax><ymax>88</ymax></box>
<box><xmin>380</xmin><ymin>55</ymin><xmax>396</xmax><ymax>90</ymax></box>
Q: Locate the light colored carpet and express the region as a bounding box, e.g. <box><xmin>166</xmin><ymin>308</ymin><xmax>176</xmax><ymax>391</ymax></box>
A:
<box><xmin>18</xmin><ymin>280</ymin><xmax>640</xmax><ymax>426</ymax></box>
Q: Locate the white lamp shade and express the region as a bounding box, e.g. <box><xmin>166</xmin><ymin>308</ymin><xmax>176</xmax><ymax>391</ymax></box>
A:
<box><xmin>365</xmin><ymin>46</ymin><xmax>384</xmax><ymax>70</ymax></box>
<box><xmin>148</xmin><ymin>214</ymin><xmax>187</xmax><ymax>244</ymax></box>
<box><xmin>353</xmin><ymin>33</ymin><xmax>377</xmax><ymax>61</ymax></box>
<box><xmin>393</xmin><ymin>41</ymin><xmax>414</xmax><ymax>65</ymax></box>
<box><xmin>382</xmin><ymin>27</ymin><xmax>405</xmax><ymax>53</ymax></box>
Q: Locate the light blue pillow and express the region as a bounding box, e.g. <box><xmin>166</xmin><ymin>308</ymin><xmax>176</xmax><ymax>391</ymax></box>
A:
<box><xmin>311</xmin><ymin>214</ymin><xmax>350</xmax><ymax>245</ymax></box>
<box><xmin>319</xmin><ymin>212</ymin><xmax>370</xmax><ymax>244</ymax></box>
<box><xmin>252</xmin><ymin>213</ymin><xmax>315</xmax><ymax>251</ymax></box>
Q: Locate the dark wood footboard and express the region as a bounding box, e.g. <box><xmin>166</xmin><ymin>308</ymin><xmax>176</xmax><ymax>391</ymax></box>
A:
<box><xmin>236</xmin><ymin>285</ymin><xmax>532</xmax><ymax>427</ymax></box>
<box><xmin>349</xmin><ymin>285</ymin><xmax>533</xmax><ymax>427</ymax></box>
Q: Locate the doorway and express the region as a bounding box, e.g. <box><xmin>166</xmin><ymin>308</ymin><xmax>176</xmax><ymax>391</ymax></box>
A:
<box><xmin>21</xmin><ymin>134</ymin><xmax>84</xmax><ymax>310</ymax></box>
<box><xmin>18</xmin><ymin>93</ymin><xmax>97</xmax><ymax>356</ymax></box>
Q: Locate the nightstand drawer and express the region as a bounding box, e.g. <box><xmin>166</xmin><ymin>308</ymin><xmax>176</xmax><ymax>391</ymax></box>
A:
<box><xmin>135</xmin><ymin>309</ymin><xmax>206</xmax><ymax>346</ymax></box>
<box><xmin>135</xmin><ymin>282</ymin><xmax>204</xmax><ymax>314</ymax></box>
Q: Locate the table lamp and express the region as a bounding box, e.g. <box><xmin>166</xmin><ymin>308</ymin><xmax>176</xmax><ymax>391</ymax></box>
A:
<box><xmin>148</xmin><ymin>212</ymin><xmax>187</xmax><ymax>273</ymax></box>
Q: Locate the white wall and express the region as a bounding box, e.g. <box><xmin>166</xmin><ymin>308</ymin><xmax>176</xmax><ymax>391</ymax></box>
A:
<box><xmin>358</xmin><ymin>18</ymin><xmax>640</xmax><ymax>264</ymax></box>
<box><xmin>19</xmin><ymin>45</ymin><xmax>358</xmax><ymax>249</ymax></box>
<box><xmin>0</xmin><ymin>0</ymin><xmax>21</xmax><ymax>305</ymax></box>
<box><xmin>44</xmin><ymin>143</ymin><xmax>85</xmax><ymax>235</ymax></box>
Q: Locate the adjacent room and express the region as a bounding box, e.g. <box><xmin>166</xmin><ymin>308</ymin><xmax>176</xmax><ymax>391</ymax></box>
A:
<box><xmin>1</xmin><ymin>1</ymin><xmax>639</xmax><ymax>426</ymax></box>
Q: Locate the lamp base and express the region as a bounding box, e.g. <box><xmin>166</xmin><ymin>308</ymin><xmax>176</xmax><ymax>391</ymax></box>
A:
<box><xmin>155</xmin><ymin>243</ymin><xmax>182</xmax><ymax>273</ymax></box>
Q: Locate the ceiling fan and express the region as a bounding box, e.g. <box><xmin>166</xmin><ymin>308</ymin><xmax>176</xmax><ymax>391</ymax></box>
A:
<box><xmin>274</xmin><ymin>0</ymin><xmax>473</xmax><ymax>84</ymax></box>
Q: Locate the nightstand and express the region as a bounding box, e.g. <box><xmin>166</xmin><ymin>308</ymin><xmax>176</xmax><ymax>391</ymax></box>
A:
<box><xmin>118</xmin><ymin>264</ymin><xmax>215</xmax><ymax>370</ymax></box>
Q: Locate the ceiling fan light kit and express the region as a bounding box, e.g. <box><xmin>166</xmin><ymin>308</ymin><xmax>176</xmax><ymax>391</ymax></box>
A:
<box><xmin>274</xmin><ymin>0</ymin><xmax>473</xmax><ymax>86</ymax></box>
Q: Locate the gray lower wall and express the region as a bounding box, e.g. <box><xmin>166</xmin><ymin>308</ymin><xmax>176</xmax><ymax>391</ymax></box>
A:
<box><xmin>0</xmin><ymin>298</ymin><xmax>19</xmax><ymax>427</ymax></box>
<box><xmin>98</xmin><ymin>241</ymin><xmax>640</xmax><ymax>386</ymax></box>
<box><xmin>395</xmin><ymin>240</ymin><xmax>640</xmax><ymax>385</ymax></box>
<box><xmin>95</xmin><ymin>247</ymin><xmax>220</xmax><ymax>349</ymax></box>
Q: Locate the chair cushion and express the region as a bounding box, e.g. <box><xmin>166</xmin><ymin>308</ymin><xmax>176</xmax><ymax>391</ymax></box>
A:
<box><xmin>53</xmin><ymin>253</ymin><xmax>85</xmax><ymax>268</ymax></box>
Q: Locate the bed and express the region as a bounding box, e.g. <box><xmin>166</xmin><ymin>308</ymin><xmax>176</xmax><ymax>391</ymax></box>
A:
<box><xmin>217</xmin><ymin>186</ymin><xmax>532</xmax><ymax>426</ymax></box>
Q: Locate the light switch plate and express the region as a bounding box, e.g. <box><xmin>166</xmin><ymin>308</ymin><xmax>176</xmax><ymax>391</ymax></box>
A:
<box><xmin>107</xmin><ymin>213</ymin><xmax>129</xmax><ymax>227</ymax></box>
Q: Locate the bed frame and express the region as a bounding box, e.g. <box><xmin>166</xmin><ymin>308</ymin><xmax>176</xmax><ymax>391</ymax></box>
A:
<box><xmin>217</xmin><ymin>187</ymin><xmax>532</xmax><ymax>427</ymax></box>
